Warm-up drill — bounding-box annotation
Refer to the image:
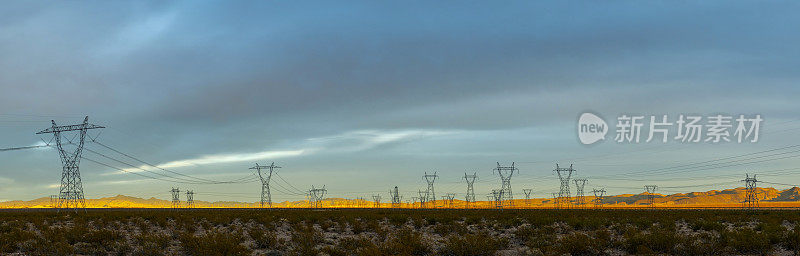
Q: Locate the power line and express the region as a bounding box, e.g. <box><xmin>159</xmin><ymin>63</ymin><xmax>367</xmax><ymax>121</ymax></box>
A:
<box><xmin>81</xmin><ymin>145</ymin><xmax>259</xmax><ymax>185</ymax></box>
<box><xmin>590</xmin><ymin>144</ymin><xmax>800</xmax><ymax>179</ymax></box>
<box><xmin>0</xmin><ymin>145</ymin><xmax>49</xmax><ymax>152</ymax></box>
<box><xmin>274</xmin><ymin>172</ymin><xmax>306</xmax><ymax>194</ymax></box>
<box><xmin>92</xmin><ymin>140</ymin><xmax>253</xmax><ymax>184</ymax></box>
<box><xmin>83</xmin><ymin>147</ymin><xmax>214</xmax><ymax>184</ymax></box>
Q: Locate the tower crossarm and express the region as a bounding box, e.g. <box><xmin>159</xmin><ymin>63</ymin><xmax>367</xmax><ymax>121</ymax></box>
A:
<box><xmin>36</xmin><ymin>117</ymin><xmax>104</xmax><ymax>134</ymax></box>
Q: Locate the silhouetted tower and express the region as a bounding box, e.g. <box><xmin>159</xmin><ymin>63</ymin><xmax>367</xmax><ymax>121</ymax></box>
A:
<box><xmin>447</xmin><ymin>193</ymin><xmax>455</xmax><ymax>208</ymax></box>
<box><xmin>442</xmin><ymin>193</ymin><xmax>455</xmax><ymax>208</ymax></box>
<box><xmin>390</xmin><ymin>186</ymin><xmax>401</xmax><ymax>208</ymax></box>
<box><xmin>423</xmin><ymin>172</ymin><xmax>438</xmax><ymax>207</ymax></box>
<box><xmin>373</xmin><ymin>194</ymin><xmax>382</xmax><ymax>208</ymax></box>
<box><xmin>411</xmin><ymin>197</ymin><xmax>420</xmax><ymax>209</ymax></box>
<box><xmin>491</xmin><ymin>189</ymin><xmax>504</xmax><ymax>209</ymax></box>
<box><xmin>551</xmin><ymin>192</ymin><xmax>559</xmax><ymax>208</ymax></box>
<box><xmin>554</xmin><ymin>164</ymin><xmax>575</xmax><ymax>208</ymax></box>
<box><xmin>171</xmin><ymin>187</ymin><xmax>181</xmax><ymax>209</ymax></box>
<box><xmin>495</xmin><ymin>162</ymin><xmax>518</xmax><ymax>207</ymax></box>
<box><xmin>418</xmin><ymin>190</ymin><xmax>429</xmax><ymax>208</ymax></box>
<box><xmin>37</xmin><ymin>116</ymin><xmax>104</xmax><ymax>212</ymax></box>
<box><xmin>574</xmin><ymin>179</ymin><xmax>587</xmax><ymax>208</ymax></box>
<box><xmin>592</xmin><ymin>188</ymin><xmax>606</xmax><ymax>208</ymax></box>
<box><xmin>186</xmin><ymin>190</ymin><xmax>194</xmax><ymax>208</ymax></box>
<box><xmin>49</xmin><ymin>195</ymin><xmax>58</xmax><ymax>208</ymax></box>
<box><xmin>251</xmin><ymin>162</ymin><xmax>280</xmax><ymax>208</ymax></box>
<box><xmin>309</xmin><ymin>185</ymin><xmax>327</xmax><ymax>208</ymax></box>
<box><xmin>644</xmin><ymin>185</ymin><xmax>658</xmax><ymax>208</ymax></box>
<box><xmin>522</xmin><ymin>189</ymin><xmax>533</xmax><ymax>207</ymax></box>
<box><xmin>742</xmin><ymin>174</ymin><xmax>759</xmax><ymax>209</ymax></box>
<box><xmin>463</xmin><ymin>172</ymin><xmax>477</xmax><ymax>208</ymax></box>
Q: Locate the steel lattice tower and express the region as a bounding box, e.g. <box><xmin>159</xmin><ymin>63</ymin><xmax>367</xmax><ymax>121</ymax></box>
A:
<box><xmin>523</xmin><ymin>189</ymin><xmax>532</xmax><ymax>208</ymax></box>
<box><xmin>37</xmin><ymin>116</ymin><xmax>104</xmax><ymax>212</ymax></box>
<box><xmin>49</xmin><ymin>195</ymin><xmax>58</xmax><ymax>208</ymax></box>
<box><xmin>574</xmin><ymin>179</ymin><xmax>587</xmax><ymax>208</ymax></box>
<box><xmin>742</xmin><ymin>174</ymin><xmax>759</xmax><ymax>209</ymax></box>
<box><xmin>441</xmin><ymin>193</ymin><xmax>455</xmax><ymax>208</ymax></box>
<box><xmin>418</xmin><ymin>190</ymin><xmax>428</xmax><ymax>208</ymax></box>
<box><xmin>171</xmin><ymin>187</ymin><xmax>181</xmax><ymax>209</ymax></box>
<box><xmin>372</xmin><ymin>194</ymin><xmax>382</xmax><ymax>208</ymax></box>
<box><xmin>554</xmin><ymin>164</ymin><xmax>575</xmax><ymax>209</ymax></box>
<box><xmin>463</xmin><ymin>172</ymin><xmax>477</xmax><ymax>208</ymax></box>
<box><xmin>592</xmin><ymin>188</ymin><xmax>606</xmax><ymax>208</ymax></box>
<box><xmin>186</xmin><ymin>190</ymin><xmax>194</xmax><ymax>208</ymax></box>
<box><xmin>309</xmin><ymin>185</ymin><xmax>327</xmax><ymax>208</ymax></box>
<box><xmin>447</xmin><ymin>193</ymin><xmax>455</xmax><ymax>208</ymax></box>
<box><xmin>495</xmin><ymin>162</ymin><xmax>518</xmax><ymax>207</ymax></box>
<box><xmin>250</xmin><ymin>162</ymin><xmax>280</xmax><ymax>208</ymax></box>
<box><xmin>423</xmin><ymin>172</ymin><xmax>438</xmax><ymax>207</ymax></box>
<box><xmin>389</xmin><ymin>186</ymin><xmax>401</xmax><ymax>208</ymax></box>
<box><xmin>644</xmin><ymin>185</ymin><xmax>658</xmax><ymax>208</ymax></box>
<box><xmin>491</xmin><ymin>189</ymin><xmax>504</xmax><ymax>209</ymax></box>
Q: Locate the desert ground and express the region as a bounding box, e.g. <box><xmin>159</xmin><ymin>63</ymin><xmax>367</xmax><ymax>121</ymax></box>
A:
<box><xmin>1</xmin><ymin>209</ymin><xmax>799</xmax><ymax>256</ymax></box>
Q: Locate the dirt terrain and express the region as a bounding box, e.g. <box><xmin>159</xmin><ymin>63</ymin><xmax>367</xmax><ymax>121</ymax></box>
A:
<box><xmin>1</xmin><ymin>209</ymin><xmax>799</xmax><ymax>255</ymax></box>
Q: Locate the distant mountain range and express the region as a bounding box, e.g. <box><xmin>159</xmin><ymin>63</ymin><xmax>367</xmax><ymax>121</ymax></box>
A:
<box><xmin>2</xmin><ymin>187</ymin><xmax>799</xmax><ymax>209</ymax></box>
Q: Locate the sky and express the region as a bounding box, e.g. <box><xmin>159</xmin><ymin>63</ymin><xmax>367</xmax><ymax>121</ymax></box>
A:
<box><xmin>1</xmin><ymin>1</ymin><xmax>800</xmax><ymax>203</ymax></box>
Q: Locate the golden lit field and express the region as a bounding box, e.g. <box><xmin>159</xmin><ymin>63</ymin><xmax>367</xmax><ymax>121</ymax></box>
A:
<box><xmin>1</xmin><ymin>209</ymin><xmax>799</xmax><ymax>255</ymax></box>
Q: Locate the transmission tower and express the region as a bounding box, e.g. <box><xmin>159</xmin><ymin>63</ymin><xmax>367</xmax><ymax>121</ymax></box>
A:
<box><xmin>418</xmin><ymin>190</ymin><xmax>428</xmax><ymax>208</ymax></box>
<box><xmin>423</xmin><ymin>172</ymin><xmax>438</xmax><ymax>207</ymax></box>
<box><xmin>411</xmin><ymin>197</ymin><xmax>419</xmax><ymax>208</ymax></box>
<box><xmin>372</xmin><ymin>194</ymin><xmax>382</xmax><ymax>208</ymax></box>
<box><xmin>491</xmin><ymin>189</ymin><xmax>504</xmax><ymax>209</ymax></box>
<box><xmin>522</xmin><ymin>189</ymin><xmax>532</xmax><ymax>208</ymax></box>
<box><xmin>37</xmin><ymin>116</ymin><xmax>104</xmax><ymax>212</ymax></box>
<box><xmin>250</xmin><ymin>162</ymin><xmax>280</xmax><ymax>208</ymax></box>
<box><xmin>463</xmin><ymin>172</ymin><xmax>477</xmax><ymax>208</ymax></box>
<box><xmin>554</xmin><ymin>164</ymin><xmax>575</xmax><ymax>209</ymax></box>
<box><xmin>551</xmin><ymin>192</ymin><xmax>559</xmax><ymax>209</ymax></box>
<box><xmin>742</xmin><ymin>174</ymin><xmax>759</xmax><ymax>209</ymax></box>
<box><xmin>309</xmin><ymin>185</ymin><xmax>327</xmax><ymax>208</ymax></box>
<box><xmin>574</xmin><ymin>179</ymin><xmax>587</xmax><ymax>208</ymax></box>
<box><xmin>447</xmin><ymin>193</ymin><xmax>455</xmax><ymax>208</ymax></box>
<box><xmin>186</xmin><ymin>190</ymin><xmax>194</xmax><ymax>208</ymax></box>
<box><xmin>495</xmin><ymin>162</ymin><xmax>518</xmax><ymax>207</ymax></box>
<box><xmin>644</xmin><ymin>185</ymin><xmax>658</xmax><ymax>208</ymax></box>
<box><xmin>171</xmin><ymin>187</ymin><xmax>181</xmax><ymax>209</ymax></box>
<box><xmin>442</xmin><ymin>193</ymin><xmax>455</xmax><ymax>208</ymax></box>
<box><xmin>389</xmin><ymin>186</ymin><xmax>401</xmax><ymax>208</ymax></box>
<box><xmin>592</xmin><ymin>188</ymin><xmax>606</xmax><ymax>208</ymax></box>
<box><xmin>49</xmin><ymin>195</ymin><xmax>58</xmax><ymax>208</ymax></box>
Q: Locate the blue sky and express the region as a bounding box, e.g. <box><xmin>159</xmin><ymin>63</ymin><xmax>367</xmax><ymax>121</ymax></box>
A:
<box><xmin>1</xmin><ymin>1</ymin><xmax>799</xmax><ymax>202</ymax></box>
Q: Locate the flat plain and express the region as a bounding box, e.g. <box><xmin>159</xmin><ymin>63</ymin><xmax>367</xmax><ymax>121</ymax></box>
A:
<box><xmin>1</xmin><ymin>209</ymin><xmax>799</xmax><ymax>255</ymax></box>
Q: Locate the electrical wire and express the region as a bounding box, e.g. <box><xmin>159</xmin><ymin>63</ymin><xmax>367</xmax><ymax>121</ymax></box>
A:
<box><xmin>91</xmin><ymin>140</ymin><xmax>256</xmax><ymax>184</ymax></box>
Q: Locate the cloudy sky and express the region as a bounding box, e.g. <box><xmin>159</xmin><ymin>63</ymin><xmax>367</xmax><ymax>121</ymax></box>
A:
<box><xmin>1</xmin><ymin>1</ymin><xmax>799</xmax><ymax>203</ymax></box>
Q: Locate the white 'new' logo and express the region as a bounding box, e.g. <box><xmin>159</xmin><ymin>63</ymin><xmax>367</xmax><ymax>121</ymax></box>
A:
<box><xmin>578</xmin><ymin>113</ymin><xmax>608</xmax><ymax>145</ymax></box>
